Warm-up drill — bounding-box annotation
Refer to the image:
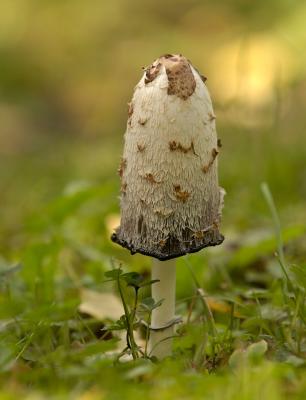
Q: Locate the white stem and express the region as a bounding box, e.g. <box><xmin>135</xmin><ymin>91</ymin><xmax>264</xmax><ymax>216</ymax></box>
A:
<box><xmin>148</xmin><ymin>258</ymin><xmax>176</xmax><ymax>359</ymax></box>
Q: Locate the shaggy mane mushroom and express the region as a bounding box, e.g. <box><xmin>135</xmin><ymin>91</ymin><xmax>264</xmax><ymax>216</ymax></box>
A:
<box><xmin>112</xmin><ymin>54</ymin><xmax>225</xmax><ymax>359</ymax></box>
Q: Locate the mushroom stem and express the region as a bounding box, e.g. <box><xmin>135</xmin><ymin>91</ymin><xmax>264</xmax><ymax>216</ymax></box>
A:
<box><xmin>149</xmin><ymin>258</ymin><xmax>176</xmax><ymax>359</ymax></box>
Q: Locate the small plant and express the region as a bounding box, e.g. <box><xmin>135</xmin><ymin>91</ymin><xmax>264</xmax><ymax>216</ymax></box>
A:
<box><xmin>103</xmin><ymin>265</ymin><xmax>162</xmax><ymax>361</ymax></box>
<box><xmin>261</xmin><ymin>183</ymin><xmax>306</xmax><ymax>355</ymax></box>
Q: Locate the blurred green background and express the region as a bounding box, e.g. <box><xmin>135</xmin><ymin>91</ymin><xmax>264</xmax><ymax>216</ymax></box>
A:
<box><xmin>0</xmin><ymin>1</ymin><xmax>306</xmax><ymax>397</ymax></box>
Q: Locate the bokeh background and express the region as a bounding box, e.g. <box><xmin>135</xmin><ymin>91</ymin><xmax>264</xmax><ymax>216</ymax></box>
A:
<box><xmin>1</xmin><ymin>0</ymin><xmax>306</xmax><ymax>270</ymax></box>
<box><xmin>1</xmin><ymin>1</ymin><xmax>306</xmax><ymax>397</ymax></box>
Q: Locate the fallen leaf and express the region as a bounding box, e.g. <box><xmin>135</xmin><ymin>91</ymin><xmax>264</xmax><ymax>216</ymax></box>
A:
<box><xmin>79</xmin><ymin>289</ymin><xmax>123</xmax><ymax>320</ymax></box>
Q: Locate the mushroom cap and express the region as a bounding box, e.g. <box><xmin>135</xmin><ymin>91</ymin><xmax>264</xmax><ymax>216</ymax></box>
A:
<box><xmin>112</xmin><ymin>54</ymin><xmax>225</xmax><ymax>261</ymax></box>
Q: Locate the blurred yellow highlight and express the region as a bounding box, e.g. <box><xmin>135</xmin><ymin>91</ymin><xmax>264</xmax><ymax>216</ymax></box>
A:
<box><xmin>105</xmin><ymin>214</ymin><xmax>120</xmax><ymax>239</ymax></box>
<box><xmin>211</xmin><ymin>35</ymin><xmax>295</xmax><ymax>106</ymax></box>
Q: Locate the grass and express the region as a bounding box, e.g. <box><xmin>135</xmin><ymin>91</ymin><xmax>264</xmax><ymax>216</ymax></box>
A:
<box><xmin>0</xmin><ymin>124</ymin><xmax>306</xmax><ymax>399</ymax></box>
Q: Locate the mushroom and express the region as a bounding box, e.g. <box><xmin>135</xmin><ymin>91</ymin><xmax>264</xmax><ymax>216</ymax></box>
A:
<box><xmin>112</xmin><ymin>54</ymin><xmax>225</xmax><ymax>359</ymax></box>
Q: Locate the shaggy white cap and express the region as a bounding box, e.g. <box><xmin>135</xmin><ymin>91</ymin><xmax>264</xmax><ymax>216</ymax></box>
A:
<box><xmin>112</xmin><ymin>54</ymin><xmax>225</xmax><ymax>260</ymax></box>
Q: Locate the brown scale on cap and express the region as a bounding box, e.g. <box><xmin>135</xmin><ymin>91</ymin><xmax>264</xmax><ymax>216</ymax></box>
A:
<box><xmin>118</xmin><ymin>158</ymin><xmax>127</xmax><ymax>178</ymax></box>
<box><xmin>143</xmin><ymin>173</ymin><xmax>161</xmax><ymax>184</ymax></box>
<box><xmin>137</xmin><ymin>143</ymin><xmax>146</xmax><ymax>152</ymax></box>
<box><xmin>121</xmin><ymin>182</ymin><xmax>127</xmax><ymax>194</ymax></box>
<box><xmin>169</xmin><ymin>140</ymin><xmax>197</xmax><ymax>155</ymax></box>
<box><xmin>208</xmin><ymin>112</ymin><xmax>216</xmax><ymax>121</ymax></box>
<box><xmin>127</xmin><ymin>102</ymin><xmax>133</xmax><ymax>126</ymax></box>
<box><xmin>202</xmin><ymin>148</ymin><xmax>219</xmax><ymax>173</ymax></box>
<box><xmin>145</xmin><ymin>62</ymin><xmax>162</xmax><ymax>84</ymax></box>
<box><xmin>138</xmin><ymin>117</ymin><xmax>148</xmax><ymax>126</ymax></box>
<box><xmin>158</xmin><ymin>239</ymin><xmax>168</xmax><ymax>249</ymax></box>
<box><xmin>145</xmin><ymin>54</ymin><xmax>196</xmax><ymax>100</ymax></box>
<box><xmin>173</xmin><ymin>184</ymin><xmax>190</xmax><ymax>202</ymax></box>
<box><xmin>192</xmin><ymin>230</ymin><xmax>205</xmax><ymax>240</ymax></box>
<box><xmin>127</xmin><ymin>102</ymin><xmax>133</xmax><ymax>117</ymax></box>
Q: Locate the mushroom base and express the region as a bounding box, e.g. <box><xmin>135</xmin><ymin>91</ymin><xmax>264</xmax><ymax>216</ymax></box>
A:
<box><xmin>111</xmin><ymin>228</ymin><xmax>224</xmax><ymax>261</ymax></box>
